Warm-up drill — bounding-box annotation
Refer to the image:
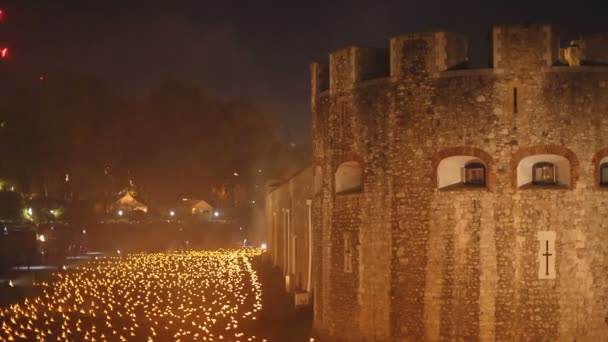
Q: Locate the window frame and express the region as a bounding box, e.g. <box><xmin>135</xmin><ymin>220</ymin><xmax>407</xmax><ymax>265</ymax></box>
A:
<box><xmin>463</xmin><ymin>162</ymin><xmax>486</xmax><ymax>186</ymax></box>
<box><xmin>532</xmin><ymin>162</ymin><xmax>557</xmax><ymax>185</ymax></box>
<box><xmin>600</xmin><ymin>163</ymin><xmax>608</xmax><ymax>186</ymax></box>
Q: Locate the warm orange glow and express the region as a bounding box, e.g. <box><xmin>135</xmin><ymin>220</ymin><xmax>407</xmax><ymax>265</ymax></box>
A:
<box><xmin>0</xmin><ymin>249</ymin><xmax>265</xmax><ymax>341</ymax></box>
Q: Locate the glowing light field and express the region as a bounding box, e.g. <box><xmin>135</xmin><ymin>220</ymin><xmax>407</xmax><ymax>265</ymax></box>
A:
<box><xmin>0</xmin><ymin>249</ymin><xmax>265</xmax><ymax>341</ymax></box>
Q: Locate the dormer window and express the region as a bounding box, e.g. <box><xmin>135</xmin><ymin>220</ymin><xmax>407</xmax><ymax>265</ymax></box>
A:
<box><xmin>464</xmin><ymin>162</ymin><xmax>486</xmax><ymax>186</ymax></box>
<box><xmin>601</xmin><ymin>163</ymin><xmax>608</xmax><ymax>186</ymax></box>
<box><xmin>532</xmin><ymin>162</ymin><xmax>556</xmax><ymax>185</ymax></box>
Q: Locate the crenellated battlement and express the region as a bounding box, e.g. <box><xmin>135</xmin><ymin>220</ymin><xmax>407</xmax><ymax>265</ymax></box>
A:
<box><xmin>311</xmin><ymin>24</ymin><xmax>608</xmax><ymax>95</ymax></box>
<box><xmin>326</xmin><ymin>46</ymin><xmax>390</xmax><ymax>94</ymax></box>
<box><xmin>492</xmin><ymin>24</ymin><xmax>560</xmax><ymax>69</ymax></box>
<box><xmin>390</xmin><ymin>31</ymin><xmax>468</xmax><ymax>77</ymax></box>
<box><xmin>567</xmin><ymin>33</ymin><xmax>608</xmax><ymax>65</ymax></box>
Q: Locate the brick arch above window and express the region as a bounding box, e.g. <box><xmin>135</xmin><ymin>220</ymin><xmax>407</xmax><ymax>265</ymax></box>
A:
<box><xmin>432</xmin><ymin>147</ymin><xmax>496</xmax><ymax>191</ymax></box>
<box><xmin>333</xmin><ymin>153</ymin><xmax>365</xmax><ymax>174</ymax></box>
<box><xmin>592</xmin><ymin>148</ymin><xmax>608</xmax><ymax>189</ymax></box>
<box><xmin>510</xmin><ymin>145</ymin><xmax>579</xmax><ymax>190</ymax></box>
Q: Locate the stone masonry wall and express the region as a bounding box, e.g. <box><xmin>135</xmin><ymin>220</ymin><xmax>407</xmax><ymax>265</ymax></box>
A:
<box><xmin>310</xmin><ymin>24</ymin><xmax>608</xmax><ymax>341</ymax></box>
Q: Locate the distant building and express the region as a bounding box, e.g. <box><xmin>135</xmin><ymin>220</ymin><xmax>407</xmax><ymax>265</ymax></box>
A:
<box><xmin>108</xmin><ymin>192</ymin><xmax>147</xmax><ymax>214</ymax></box>
<box><xmin>183</xmin><ymin>199</ymin><xmax>213</xmax><ymax>215</ymax></box>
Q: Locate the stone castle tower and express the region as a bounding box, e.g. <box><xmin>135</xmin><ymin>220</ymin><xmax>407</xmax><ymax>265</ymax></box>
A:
<box><xmin>310</xmin><ymin>24</ymin><xmax>608</xmax><ymax>341</ymax></box>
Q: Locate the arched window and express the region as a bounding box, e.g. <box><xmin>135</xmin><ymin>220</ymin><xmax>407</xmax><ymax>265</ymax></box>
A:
<box><xmin>436</xmin><ymin>155</ymin><xmax>488</xmax><ymax>190</ymax></box>
<box><xmin>335</xmin><ymin>161</ymin><xmax>362</xmax><ymax>194</ymax></box>
<box><xmin>516</xmin><ymin>154</ymin><xmax>571</xmax><ymax>189</ymax></box>
<box><xmin>464</xmin><ymin>162</ymin><xmax>486</xmax><ymax>186</ymax></box>
<box><xmin>594</xmin><ymin>154</ymin><xmax>608</xmax><ymax>188</ymax></box>
<box><xmin>532</xmin><ymin>162</ymin><xmax>556</xmax><ymax>185</ymax></box>
<box><xmin>601</xmin><ymin>163</ymin><xmax>608</xmax><ymax>186</ymax></box>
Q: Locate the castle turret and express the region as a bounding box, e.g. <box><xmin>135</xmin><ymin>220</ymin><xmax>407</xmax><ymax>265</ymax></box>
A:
<box><xmin>309</xmin><ymin>24</ymin><xmax>608</xmax><ymax>342</ymax></box>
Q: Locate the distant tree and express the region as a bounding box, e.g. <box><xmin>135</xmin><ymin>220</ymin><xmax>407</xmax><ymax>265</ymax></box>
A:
<box><xmin>131</xmin><ymin>80</ymin><xmax>281</xmax><ymax>204</ymax></box>
<box><xmin>0</xmin><ymin>74</ymin><xmax>302</xmax><ymax>228</ymax></box>
<box><xmin>0</xmin><ymin>190</ymin><xmax>23</xmax><ymax>222</ymax></box>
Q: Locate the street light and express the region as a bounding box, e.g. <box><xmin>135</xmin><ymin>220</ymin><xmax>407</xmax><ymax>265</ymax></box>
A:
<box><xmin>213</xmin><ymin>211</ymin><xmax>219</xmax><ymax>218</ymax></box>
<box><xmin>118</xmin><ymin>210</ymin><xmax>123</xmax><ymax>216</ymax></box>
<box><xmin>169</xmin><ymin>210</ymin><xmax>175</xmax><ymax>217</ymax></box>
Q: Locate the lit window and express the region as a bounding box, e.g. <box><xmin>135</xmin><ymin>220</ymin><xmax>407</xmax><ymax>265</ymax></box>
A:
<box><xmin>464</xmin><ymin>162</ymin><xmax>486</xmax><ymax>186</ymax></box>
<box><xmin>601</xmin><ymin>163</ymin><xmax>608</xmax><ymax>186</ymax></box>
<box><xmin>532</xmin><ymin>162</ymin><xmax>556</xmax><ymax>185</ymax></box>
<box><xmin>437</xmin><ymin>155</ymin><xmax>489</xmax><ymax>190</ymax></box>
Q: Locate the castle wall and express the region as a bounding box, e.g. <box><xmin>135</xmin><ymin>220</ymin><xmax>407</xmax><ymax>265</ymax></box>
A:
<box><xmin>311</xmin><ymin>24</ymin><xmax>608</xmax><ymax>341</ymax></box>
<box><xmin>312</xmin><ymin>79</ymin><xmax>394</xmax><ymax>339</ymax></box>
<box><xmin>265</xmin><ymin>167</ymin><xmax>313</xmax><ymax>291</ymax></box>
<box><xmin>421</xmin><ymin>66</ymin><xmax>608</xmax><ymax>341</ymax></box>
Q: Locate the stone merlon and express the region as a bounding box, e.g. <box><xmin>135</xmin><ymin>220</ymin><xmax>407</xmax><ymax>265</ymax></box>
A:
<box><xmin>311</xmin><ymin>24</ymin><xmax>608</xmax><ymax>95</ymax></box>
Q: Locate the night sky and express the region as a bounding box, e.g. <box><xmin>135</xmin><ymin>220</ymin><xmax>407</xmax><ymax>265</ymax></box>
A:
<box><xmin>2</xmin><ymin>0</ymin><xmax>607</xmax><ymax>144</ymax></box>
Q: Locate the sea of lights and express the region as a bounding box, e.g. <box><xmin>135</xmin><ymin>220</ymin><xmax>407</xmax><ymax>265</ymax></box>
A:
<box><xmin>0</xmin><ymin>249</ymin><xmax>265</xmax><ymax>341</ymax></box>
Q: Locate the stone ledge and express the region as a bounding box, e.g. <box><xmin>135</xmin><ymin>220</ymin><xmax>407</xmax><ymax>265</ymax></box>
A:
<box><xmin>438</xmin><ymin>183</ymin><xmax>491</xmax><ymax>192</ymax></box>
<box><xmin>518</xmin><ymin>183</ymin><xmax>570</xmax><ymax>191</ymax></box>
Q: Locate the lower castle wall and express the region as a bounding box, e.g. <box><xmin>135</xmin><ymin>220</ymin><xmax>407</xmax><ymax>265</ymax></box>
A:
<box><xmin>265</xmin><ymin>167</ymin><xmax>313</xmax><ymax>291</ymax></box>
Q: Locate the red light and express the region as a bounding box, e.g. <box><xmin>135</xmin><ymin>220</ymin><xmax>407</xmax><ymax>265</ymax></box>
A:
<box><xmin>39</xmin><ymin>74</ymin><xmax>45</xmax><ymax>81</ymax></box>
<box><xmin>1</xmin><ymin>48</ymin><xmax>8</xmax><ymax>59</ymax></box>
